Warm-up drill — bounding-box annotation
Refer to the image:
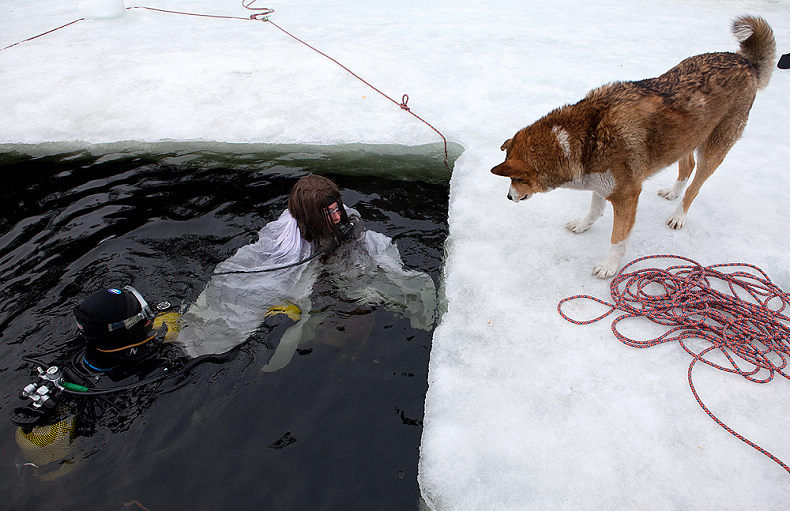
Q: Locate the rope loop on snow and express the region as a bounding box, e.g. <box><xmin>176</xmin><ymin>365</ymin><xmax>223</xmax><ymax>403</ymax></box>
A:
<box><xmin>1</xmin><ymin>2</ymin><xmax>451</xmax><ymax>171</ymax></box>
<box><xmin>558</xmin><ymin>254</ymin><xmax>790</xmax><ymax>475</ymax></box>
<box><xmin>242</xmin><ymin>0</ymin><xmax>274</xmax><ymax>21</ymax></box>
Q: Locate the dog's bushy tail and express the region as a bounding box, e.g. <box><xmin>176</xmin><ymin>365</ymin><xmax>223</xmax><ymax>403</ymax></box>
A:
<box><xmin>732</xmin><ymin>15</ymin><xmax>775</xmax><ymax>89</ymax></box>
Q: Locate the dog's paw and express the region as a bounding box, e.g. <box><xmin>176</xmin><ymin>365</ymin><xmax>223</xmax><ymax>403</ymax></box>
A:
<box><xmin>666</xmin><ymin>209</ymin><xmax>686</xmax><ymax>229</ymax></box>
<box><xmin>592</xmin><ymin>260</ymin><xmax>618</xmax><ymax>279</ymax></box>
<box><xmin>565</xmin><ymin>218</ymin><xmax>592</xmax><ymax>234</ymax></box>
<box><xmin>657</xmin><ymin>187</ymin><xmax>681</xmax><ymax>200</ymax></box>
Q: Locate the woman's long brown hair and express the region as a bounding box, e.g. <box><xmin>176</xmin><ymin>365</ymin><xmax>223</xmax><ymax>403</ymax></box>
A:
<box><xmin>288</xmin><ymin>174</ymin><xmax>349</xmax><ymax>259</ymax></box>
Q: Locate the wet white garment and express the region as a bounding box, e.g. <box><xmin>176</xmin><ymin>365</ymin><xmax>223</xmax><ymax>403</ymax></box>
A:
<box><xmin>176</xmin><ymin>207</ymin><xmax>437</xmax><ymax>368</ymax></box>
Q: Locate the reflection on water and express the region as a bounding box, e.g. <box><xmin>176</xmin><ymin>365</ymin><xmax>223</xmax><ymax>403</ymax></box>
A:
<box><xmin>0</xmin><ymin>147</ymin><xmax>450</xmax><ymax>510</ymax></box>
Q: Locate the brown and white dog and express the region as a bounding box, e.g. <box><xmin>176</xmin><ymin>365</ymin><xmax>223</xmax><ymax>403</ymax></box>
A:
<box><xmin>491</xmin><ymin>16</ymin><xmax>775</xmax><ymax>278</ymax></box>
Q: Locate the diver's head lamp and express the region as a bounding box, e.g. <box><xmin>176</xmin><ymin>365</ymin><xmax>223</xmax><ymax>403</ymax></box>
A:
<box><xmin>106</xmin><ymin>286</ymin><xmax>154</xmax><ymax>332</ymax></box>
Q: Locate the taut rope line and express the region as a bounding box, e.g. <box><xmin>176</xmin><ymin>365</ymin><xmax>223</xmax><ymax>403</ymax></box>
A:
<box><xmin>558</xmin><ymin>254</ymin><xmax>790</xmax><ymax>475</ymax></box>
<box><xmin>1</xmin><ymin>2</ymin><xmax>450</xmax><ymax>170</ymax></box>
<box><xmin>1</xmin><ymin>18</ymin><xmax>85</xmax><ymax>51</ymax></box>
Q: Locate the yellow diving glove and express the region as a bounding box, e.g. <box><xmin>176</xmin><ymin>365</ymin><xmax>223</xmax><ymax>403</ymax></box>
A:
<box><xmin>152</xmin><ymin>312</ymin><xmax>183</xmax><ymax>343</ymax></box>
<box><xmin>265</xmin><ymin>303</ymin><xmax>302</xmax><ymax>322</ymax></box>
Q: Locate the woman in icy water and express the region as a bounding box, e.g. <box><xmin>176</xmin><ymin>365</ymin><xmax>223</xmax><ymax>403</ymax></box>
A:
<box><xmin>175</xmin><ymin>174</ymin><xmax>437</xmax><ymax>371</ymax></box>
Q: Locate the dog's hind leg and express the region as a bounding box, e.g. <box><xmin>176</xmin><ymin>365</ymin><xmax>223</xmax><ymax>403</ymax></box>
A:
<box><xmin>565</xmin><ymin>192</ymin><xmax>606</xmax><ymax>233</ymax></box>
<box><xmin>658</xmin><ymin>152</ymin><xmax>695</xmax><ymax>200</ymax></box>
<box><xmin>594</xmin><ymin>189</ymin><xmax>640</xmax><ymax>278</ymax></box>
<box><xmin>667</xmin><ymin>115</ymin><xmax>746</xmax><ymax>229</ymax></box>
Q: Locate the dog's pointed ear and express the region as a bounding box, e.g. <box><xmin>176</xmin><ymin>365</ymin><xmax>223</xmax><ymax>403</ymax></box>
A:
<box><xmin>500</xmin><ymin>139</ymin><xmax>513</xmax><ymax>151</ymax></box>
<box><xmin>491</xmin><ymin>161</ymin><xmax>514</xmax><ymax>176</ymax></box>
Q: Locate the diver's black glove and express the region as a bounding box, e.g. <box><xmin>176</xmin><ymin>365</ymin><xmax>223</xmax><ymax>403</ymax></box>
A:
<box><xmin>339</xmin><ymin>215</ymin><xmax>364</xmax><ymax>243</ymax></box>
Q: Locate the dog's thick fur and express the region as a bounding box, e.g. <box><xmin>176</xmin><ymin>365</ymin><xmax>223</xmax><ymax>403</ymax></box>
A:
<box><xmin>491</xmin><ymin>16</ymin><xmax>775</xmax><ymax>278</ymax></box>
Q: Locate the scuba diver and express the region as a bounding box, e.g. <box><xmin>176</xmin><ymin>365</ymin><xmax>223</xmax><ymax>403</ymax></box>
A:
<box><xmin>14</xmin><ymin>285</ymin><xmax>182</xmax><ymax>421</ymax></box>
<box><xmin>175</xmin><ymin>173</ymin><xmax>438</xmax><ymax>370</ymax></box>
<box><xmin>12</xmin><ymin>285</ymin><xmax>186</xmax><ymax>479</ymax></box>
<box><xmin>73</xmin><ymin>285</ymin><xmax>180</xmax><ymax>372</ymax></box>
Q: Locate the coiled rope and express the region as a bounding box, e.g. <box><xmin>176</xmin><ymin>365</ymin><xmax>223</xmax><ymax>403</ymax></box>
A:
<box><xmin>558</xmin><ymin>254</ymin><xmax>790</xmax><ymax>474</ymax></box>
<box><xmin>1</xmin><ymin>1</ymin><xmax>450</xmax><ymax>170</ymax></box>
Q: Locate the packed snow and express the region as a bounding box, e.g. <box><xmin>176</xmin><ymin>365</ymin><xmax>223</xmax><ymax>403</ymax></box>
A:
<box><xmin>2</xmin><ymin>0</ymin><xmax>790</xmax><ymax>508</ymax></box>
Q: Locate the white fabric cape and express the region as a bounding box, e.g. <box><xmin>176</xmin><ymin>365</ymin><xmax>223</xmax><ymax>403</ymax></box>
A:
<box><xmin>176</xmin><ymin>207</ymin><xmax>437</xmax><ymax>371</ymax></box>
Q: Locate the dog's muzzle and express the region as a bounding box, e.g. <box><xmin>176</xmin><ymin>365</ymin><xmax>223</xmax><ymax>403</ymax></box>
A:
<box><xmin>507</xmin><ymin>187</ymin><xmax>530</xmax><ymax>203</ymax></box>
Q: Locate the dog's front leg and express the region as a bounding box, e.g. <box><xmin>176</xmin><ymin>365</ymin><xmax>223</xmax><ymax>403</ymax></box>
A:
<box><xmin>593</xmin><ymin>191</ymin><xmax>639</xmax><ymax>278</ymax></box>
<box><xmin>566</xmin><ymin>192</ymin><xmax>606</xmax><ymax>233</ymax></box>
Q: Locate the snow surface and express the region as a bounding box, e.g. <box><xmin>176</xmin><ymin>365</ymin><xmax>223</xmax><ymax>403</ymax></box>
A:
<box><xmin>2</xmin><ymin>0</ymin><xmax>790</xmax><ymax>508</ymax></box>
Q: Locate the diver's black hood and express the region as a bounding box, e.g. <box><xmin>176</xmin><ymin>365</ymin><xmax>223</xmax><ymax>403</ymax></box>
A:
<box><xmin>73</xmin><ymin>288</ymin><xmax>154</xmax><ymax>359</ymax></box>
<box><xmin>74</xmin><ymin>288</ymin><xmax>140</xmax><ymax>340</ymax></box>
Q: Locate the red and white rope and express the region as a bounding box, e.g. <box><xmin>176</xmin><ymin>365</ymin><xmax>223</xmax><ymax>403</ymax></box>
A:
<box><xmin>559</xmin><ymin>254</ymin><xmax>790</xmax><ymax>474</ymax></box>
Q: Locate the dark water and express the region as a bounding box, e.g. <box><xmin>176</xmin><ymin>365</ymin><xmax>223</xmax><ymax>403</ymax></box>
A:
<box><xmin>0</xmin><ymin>146</ymin><xmax>451</xmax><ymax>510</ymax></box>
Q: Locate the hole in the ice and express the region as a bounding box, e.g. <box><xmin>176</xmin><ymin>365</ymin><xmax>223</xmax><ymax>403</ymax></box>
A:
<box><xmin>1</xmin><ymin>139</ymin><xmax>463</xmax><ymax>509</ymax></box>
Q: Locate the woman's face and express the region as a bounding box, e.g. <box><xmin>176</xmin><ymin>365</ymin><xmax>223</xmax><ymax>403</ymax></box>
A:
<box><xmin>326</xmin><ymin>202</ymin><xmax>342</xmax><ymax>226</ymax></box>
